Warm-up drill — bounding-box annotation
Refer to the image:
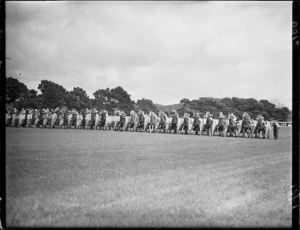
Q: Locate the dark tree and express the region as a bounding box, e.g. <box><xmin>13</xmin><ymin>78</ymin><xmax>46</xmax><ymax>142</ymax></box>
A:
<box><xmin>38</xmin><ymin>80</ymin><xmax>68</xmax><ymax>108</ymax></box>
<box><xmin>136</xmin><ymin>98</ymin><xmax>159</xmax><ymax>114</ymax></box>
<box><xmin>6</xmin><ymin>77</ymin><xmax>28</xmax><ymax>106</ymax></box>
<box><xmin>68</xmin><ymin>87</ymin><xmax>92</xmax><ymax>110</ymax></box>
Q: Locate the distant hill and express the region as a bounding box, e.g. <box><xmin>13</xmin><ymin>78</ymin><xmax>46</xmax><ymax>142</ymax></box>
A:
<box><xmin>154</xmin><ymin>103</ymin><xmax>182</xmax><ymax>113</ymax></box>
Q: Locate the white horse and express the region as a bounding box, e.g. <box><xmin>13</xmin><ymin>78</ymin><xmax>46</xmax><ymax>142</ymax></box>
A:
<box><xmin>148</xmin><ymin>111</ymin><xmax>159</xmax><ymax>133</ymax></box>
<box><xmin>85</xmin><ymin>110</ymin><xmax>92</xmax><ymax>129</ymax></box>
<box><xmin>26</xmin><ymin>109</ymin><xmax>34</xmax><ymax>128</ymax></box>
<box><xmin>125</xmin><ymin>110</ymin><xmax>138</xmax><ymax>132</ymax></box>
<box><xmin>94</xmin><ymin>110</ymin><xmax>101</xmax><ymax>130</ymax></box>
<box><xmin>76</xmin><ymin>111</ymin><xmax>84</xmax><ymax>129</ymax></box>
<box><xmin>18</xmin><ymin>109</ymin><xmax>27</xmax><ymax>127</ymax></box>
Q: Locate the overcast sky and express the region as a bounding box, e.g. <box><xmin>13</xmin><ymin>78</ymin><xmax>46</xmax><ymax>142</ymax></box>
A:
<box><xmin>6</xmin><ymin>1</ymin><xmax>292</xmax><ymax>108</ymax></box>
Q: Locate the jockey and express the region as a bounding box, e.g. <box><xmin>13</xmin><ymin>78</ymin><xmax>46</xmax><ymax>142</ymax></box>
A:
<box><xmin>193</xmin><ymin>112</ymin><xmax>201</xmax><ymax>135</ymax></box>
<box><xmin>271</xmin><ymin>120</ymin><xmax>280</xmax><ymax>140</ymax></box>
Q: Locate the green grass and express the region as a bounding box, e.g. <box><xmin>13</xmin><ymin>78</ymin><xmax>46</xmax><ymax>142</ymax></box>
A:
<box><xmin>6</xmin><ymin>127</ymin><xmax>292</xmax><ymax>227</ymax></box>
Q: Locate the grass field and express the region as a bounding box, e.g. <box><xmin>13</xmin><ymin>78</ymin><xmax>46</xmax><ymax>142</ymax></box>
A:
<box><xmin>6</xmin><ymin>127</ymin><xmax>292</xmax><ymax>227</ymax></box>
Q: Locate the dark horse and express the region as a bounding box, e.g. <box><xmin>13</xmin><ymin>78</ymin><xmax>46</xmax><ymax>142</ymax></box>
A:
<box><xmin>214</xmin><ymin>117</ymin><xmax>225</xmax><ymax>137</ymax></box>
<box><xmin>239</xmin><ymin>113</ymin><xmax>253</xmax><ymax>138</ymax></box>
<box><xmin>202</xmin><ymin>112</ymin><xmax>213</xmax><ymax>136</ymax></box>
<box><xmin>99</xmin><ymin>110</ymin><xmax>107</xmax><ymax>130</ymax></box>
<box><xmin>226</xmin><ymin>114</ymin><xmax>238</xmax><ymax>137</ymax></box>
<box><xmin>254</xmin><ymin>115</ymin><xmax>266</xmax><ymax>139</ymax></box>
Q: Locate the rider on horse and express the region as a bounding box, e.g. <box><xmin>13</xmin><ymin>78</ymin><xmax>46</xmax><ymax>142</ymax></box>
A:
<box><xmin>126</xmin><ymin>110</ymin><xmax>136</xmax><ymax>131</ymax></box>
<box><xmin>118</xmin><ymin>111</ymin><xmax>126</xmax><ymax>131</ymax></box>
<box><xmin>240</xmin><ymin>112</ymin><xmax>252</xmax><ymax>138</ymax></box>
<box><xmin>227</xmin><ymin>113</ymin><xmax>237</xmax><ymax>137</ymax></box>
<box><xmin>193</xmin><ymin>112</ymin><xmax>201</xmax><ymax>135</ymax></box>
<box><xmin>100</xmin><ymin>109</ymin><xmax>107</xmax><ymax>128</ymax></box>
<box><xmin>182</xmin><ymin>113</ymin><xmax>190</xmax><ymax>135</ymax></box>
<box><xmin>149</xmin><ymin>110</ymin><xmax>157</xmax><ymax>132</ymax></box>
<box><xmin>254</xmin><ymin>114</ymin><xmax>266</xmax><ymax>139</ymax></box>
<box><xmin>203</xmin><ymin>112</ymin><xmax>214</xmax><ymax>136</ymax></box>
<box><xmin>158</xmin><ymin>111</ymin><xmax>167</xmax><ymax>133</ymax></box>
<box><xmin>216</xmin><ymin>112</ymin><xmax>225</xmax><ymax>136</ymax></box>
<box><xmin>170</xmin><ymin>110</ymin><xmax>179</xmax><ymax>134</ymax></box>
<box><xmin>136</xmin><ymin>110</ymin><xmax>145</xmax><ymax>131</ymax></box>
<box><xmin>271</xmin><ymin>120</ymin><xmax>280</xmax><ymax>140</ymax></box>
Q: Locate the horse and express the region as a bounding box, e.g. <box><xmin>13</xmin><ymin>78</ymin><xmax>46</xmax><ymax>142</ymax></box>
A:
<box><xmin>125</xmin><ymin>110</ymin><xmax>138</xmax><ymax>132</ymax></box>
<box><xmin>41</xmin><ymin>110</ymin><xmax>51</xmax><ymax>128</ymax></box>
<box><xmin>57</xmin><ymin>109</ymin><xmax>66</xmax><ymax>128</ymax></box>
<box><xmin>148</xmin><ymin>111</ymin><xmax>159</xmax><ymax>133</ymax></box>
<box><xmin>6</xmin><ymin>110</ymin><xmax>12</xmax><ymax>127</ymax></box>
<box><xmin>94</xmin><ymin>110</ymin><xmax>102</xmax><ymax>130</ymax></box>
<box><xmin>65</xmin><ymin>110</ymin><xmax>75</xmax><ymax>128</ymax></box>
<box><xmin>181</xmin><ymin>113</ymin><xmax>191</xmax><ymax>135</ymax></box>
<box><xmin>253</xmin><ymin>115</ymin><xmax>272</xmax><ymax>139</ymax></box>
<box><xmin>201</xmin><ymin>111</ymin><xmax>214</xmax><ymax>136</ymax></box>
<box><xmin>112</xmin><ymin>110</ymin><xmax>122</xmax><ymax>130</ymax></box>
<box><xmin>75</xmin><ymin>110</ymin><xmax>84</xmax><ymax>129</ymax></box>
<box><xmin>32</xmin><ymin>109</ymin><xmax>41</xmax><ymax>128</ymax></box>
<box><xmin>116</xmin><ymin>113</ymin><xmax>127</xmax><ymax>131</ymax></box>
<box><xmin>90</xmin><ymin>109</ymin><xmax>99</xmax><ymax>130</ymax></box>
<box><xmin>18</xmin><ymin>108</ymin><xmax>27</xmax><ymax>128</ymax></box>
<box><xmin>237</xmin><ymin>112</ymin><xmax>253</xmax><ymax>138</ymax></box>
<box><xmin>85</xmin><ymin>109</ymin><xmax>92</xmax><ymax>129</ymax></box>
<box><xmin>50</xmin><ymin>110</ymin><xmax>58</xmax><ymax>128</ymax></box>
<box><xmin>165</xmin><ymin>116</ymin><xmax>173</xmax><ymax>133</ymax></box>
<box><xmin>136</xmin><ymin>112</ymin><xmax>146</xmax><ymax>132</ymax></box>
<box><xmin>271</xmin><ymin>121</ymin><xmax>280</xmax><ymax>140</ymax></box>
<box><xmin>11</xmin><ymin>109</ymin><xmax>19</xmax><ymax>127</ymax></box>
<box><xmin>176</xmin><ymin>117</ymin><xmax>185</xmax><ymax>134</ymax></box>
<box><xmin>98</xmin><ymin>110</ymin><xmax>108</xmax><ymax>130</ymax></box>
<box><xmin>168</xmin><ymin>112</ymin><xmax>179</xmax><ymax>134</ymax></box>
<box><xmin>212</xmin><ymin>113</ymin><xmax>226</xmax><ymax>137</ymax></box>
<box><xmin>225</xmin><ymin>113</ymin><xmax>239</xmax><ymax>137</ymax></box>
<box><xmin>157</xmin><ymin>111</ymin><xmax>168</xmax><ymax>133</ymax></box>
<box><xmin>26</xmin><ymin>109</ymin><xmax>34</xmax><ymax>128</ymax></box>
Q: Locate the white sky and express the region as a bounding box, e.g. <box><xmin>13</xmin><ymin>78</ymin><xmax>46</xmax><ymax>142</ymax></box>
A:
<box><xmin>6</xmin><ymin>1</ymin><xmax>292</xmax><ymax>109</ymax></box>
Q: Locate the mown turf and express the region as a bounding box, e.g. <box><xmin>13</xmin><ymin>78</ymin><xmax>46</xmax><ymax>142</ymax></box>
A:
<box><xmin>6</xmin><ymin>127</ymin><xmax>292</xmax><ymax>227</ymax></box>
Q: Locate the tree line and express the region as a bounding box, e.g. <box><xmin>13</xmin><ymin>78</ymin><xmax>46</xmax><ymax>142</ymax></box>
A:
<box><xmin>6</xmin><ymin>77</ymin><xmax>290</xmax><ymax>121</ymax></box>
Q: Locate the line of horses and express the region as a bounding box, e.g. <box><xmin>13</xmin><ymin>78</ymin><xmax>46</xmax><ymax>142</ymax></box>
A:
<box><xmin>6</xmin><ymin>108</ymin><xmax>278</xmax><ymax>139</ymax></box>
